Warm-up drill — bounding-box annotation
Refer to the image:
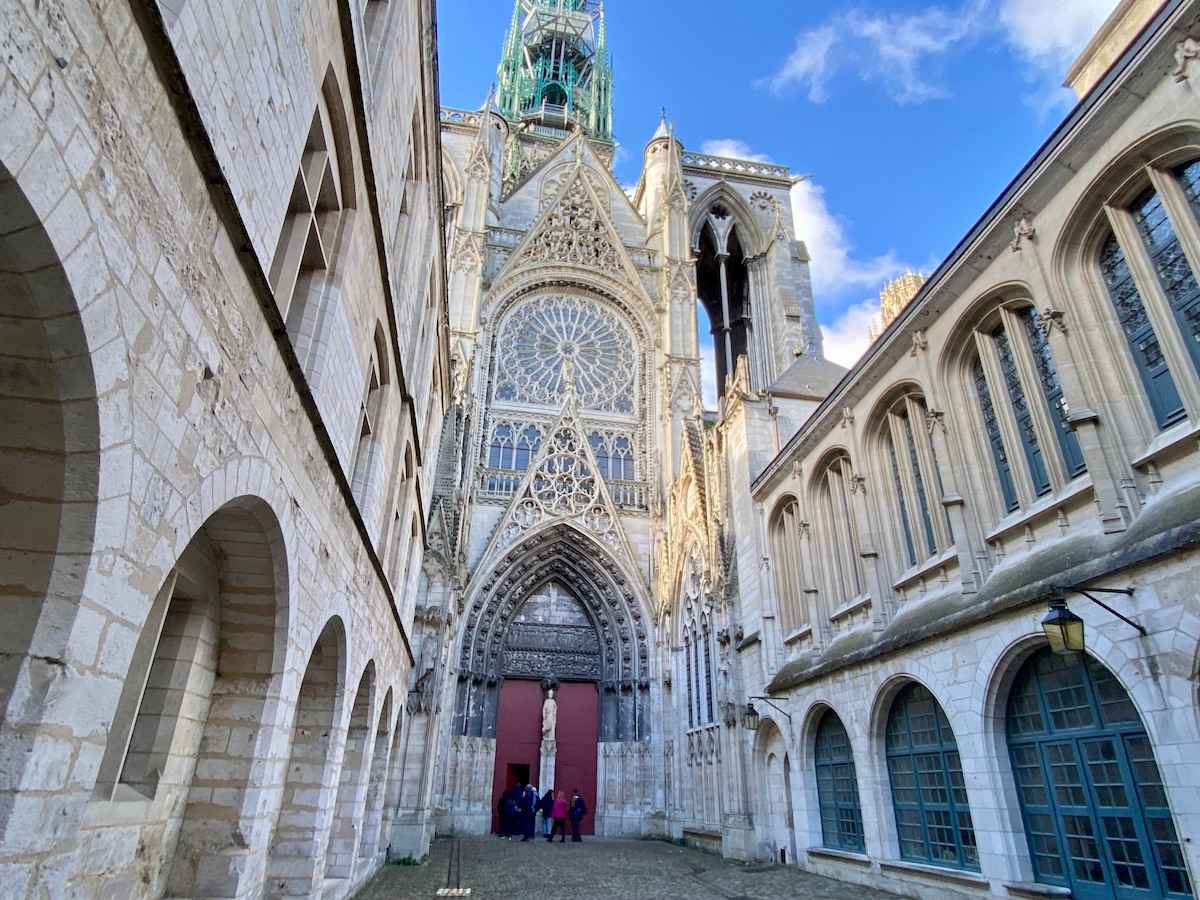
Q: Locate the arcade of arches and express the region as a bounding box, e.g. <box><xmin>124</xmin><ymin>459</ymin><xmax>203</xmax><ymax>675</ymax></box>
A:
<box><xmin>4</xmin><ymin>2</ymin><xmax>1200</xmax><ymax>900</ymax></box>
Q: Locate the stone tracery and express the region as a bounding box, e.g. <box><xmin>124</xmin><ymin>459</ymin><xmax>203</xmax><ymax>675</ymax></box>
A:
<box><xmin>494</xmin><ymin>293</ymin><xmax>637</xmax><ymax>414</ymax></box>
<box><xmin>454</xmin><ymin>524</ymin><xmax>652</xmax><ymax>742</ymax></box>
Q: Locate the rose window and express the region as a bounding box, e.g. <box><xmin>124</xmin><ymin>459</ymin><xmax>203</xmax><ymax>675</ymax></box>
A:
<box><xmin>494</xmin><ymin>294</ymin><xmax>636</xmax><ymax>414</ymax></box>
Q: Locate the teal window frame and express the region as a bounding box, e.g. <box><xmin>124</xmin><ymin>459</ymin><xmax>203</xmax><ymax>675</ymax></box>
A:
<box><xmin>815</xmin><ymin>710</ymin><xmax>865</xmax><ymax>853</ymax></box>
<box><xmin>1007</xmin><ymin>649</ymin><xmax>1193</xmax><ymax>899</ymax></box>
<box><xmin>885</xmin><ymin>683</ymin><xmax>979</xmax><ymax>871</ymax></box>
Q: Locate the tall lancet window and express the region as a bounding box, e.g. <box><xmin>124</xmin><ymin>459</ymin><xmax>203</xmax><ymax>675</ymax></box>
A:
<box><xmin>684</xmin><ymin>632</ymin><xmax>695</xmax><ymax>730</ymax></box>
<box><xmin>696</xmin><ymin>204</ymin><xmax>751</xmax><ymax>398</ymax></box>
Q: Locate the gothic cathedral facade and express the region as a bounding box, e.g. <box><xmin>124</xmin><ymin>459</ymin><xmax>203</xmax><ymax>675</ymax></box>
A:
<box><xmin>409</xmin><ymin>0</ymin><xmax>830</xmax><ymax>856</ymax></box>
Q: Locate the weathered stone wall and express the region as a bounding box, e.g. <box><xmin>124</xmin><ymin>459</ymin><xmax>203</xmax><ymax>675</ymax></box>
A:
<box><xmin>0</xmin><ymin>0</ymin><xmax>448</xmax><ymax>897</ymax></box>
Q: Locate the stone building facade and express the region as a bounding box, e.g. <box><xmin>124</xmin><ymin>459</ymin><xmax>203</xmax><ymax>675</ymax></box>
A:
<box><xmin>741</xmin><ymin>2</ymin><xmax>1200</xmax><ymax>898</ymax></box>
<box><xmin>0</xmin><ymin>1</ymin><xmax>448</xmax><ymax>898</ymax></box>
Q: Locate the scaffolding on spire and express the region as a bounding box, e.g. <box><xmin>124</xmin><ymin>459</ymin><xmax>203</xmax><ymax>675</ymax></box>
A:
<box><xmin>494</xmin><ymin>0</ymin><xmax>614</xmax><ymax>142</ymax></box>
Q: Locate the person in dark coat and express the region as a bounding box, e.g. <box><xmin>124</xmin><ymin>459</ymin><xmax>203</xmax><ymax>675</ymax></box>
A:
<box><xmin>539</xmin><ymin>788</ymin><xmax>555</xmax><ymax>840</ymax></box>
<box><xmin>568</xmin><ymin>788</ymin><xmax>587</xmax><ymax>842</ymax></box>
<box><xmin>498</xmin><ymin>786</ymin><xmax>515</xmax><ymax>839</ymax></box>
<box><xmin>519</xmin><ymin>782</ymin><xmax>538</xmax><ymax>841</ymax></box>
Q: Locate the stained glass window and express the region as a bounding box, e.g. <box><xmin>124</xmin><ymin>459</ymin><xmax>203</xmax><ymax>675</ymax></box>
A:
<box><xmin>886</xmin><ymin>683</ymin><xmax>979</xmax><ymax>870</ymax></box>
<box><xmin>703</xmin><ymin>628</ymin><xmax>714</xmax><ymax>724</ymax></box>
<box><xmin>820</xmin><ymin>456</ymin><xmax>863</xmax><ymax>603</ymax></box>
<box><xmin>972</xmin><ymin>355</ymin><xmax>1020</xmax><ymax>513</ymax></box>
<box><xmin>1135</xmin><ymin>182</ymin><xmax>1200</xmax><ymax>379</ymax></box>
<box><xmin>814</xmin><ymin>711</ymin><xmax>865</xmax><ymax>852</ymax></box>
<box><xmin>903</xmin><ymin>413</ymin><xmax>938</xmax><ymax>557</ymax></box>
<box><xmin>886</xmin><ymin>432</ymin><xmax>918</xmax><ymax>568</ymax></box>
<box><xmin>494</xmin><ymin>294</ymin><xmax>637</xmax><ymax>414</ymax></box>
<box><xmin>684</xmin><ymin>634</ymin><xmax>694</xmax><ymax>730</ymax></box>
<box><xmin>1020</xmin><ymin>309</ymin><xmax>1087</xmax><ymax>478</ymax></box>
<box><xmin>993</xmin><ymin>324</ymin><xmax>1052</xmax><ymax>497</ymax></box>
<box><xmin>1099</xmin><ymin>232</ymin><xmax>1185</xmax><ymax>428</ymax></box>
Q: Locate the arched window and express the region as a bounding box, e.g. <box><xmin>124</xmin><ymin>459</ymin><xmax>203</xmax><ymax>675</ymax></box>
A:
<box><xmin>1007</xmin><ymin>649</ymin><xmax>1192</xmax><ymax>898</ymax></box>
<box><xmin>879</xmin><ymin>393</ymin><xmax>950</xmax><ymax>570</ymax></box>
<box><xmin>814</xmin><ymin>710</ymin><xmax>864</xmax><ymax>853</ymax></box>
<box><xmin>270</xmin><ymin>69</ymin><xmax>353</xmax><ymax>374</ymax></box>
<box><xmin>1096</xmin><ymin>158</ymin><xmax>1200</xmax><ymax>430</ymax></box>
<box><xmin>351</xmin><ymin>327</ymin><xmax>388</xmax><ymax>508</ymax></box>
<box><xmin>702</xmin><ymin>623</ymin><xmax>715</xmax><ymax>724</ymax></box>
<box><xmin>769</xmin><ymin>497</ymin><xmax>808</xmax><ymax>635</ymax></box>
<box><xmin>965</xmin><ymin>303</ymin><xmax>1087</xmax><ymax>517</ymax></box>
<box><xmin>885</xmin><ymin>683</ymin><xmax>978</xmax><ymax>870</ymax></box>
<box><xmin>684</xmin><ymin>632</ymin><xmax>695</xmax><ymax>730</ymax></box>
<box><xmin>1099</xmin><ymin>233</ymin><xmax>1184</xmax><ymax>428</ymax></box>
<box><xmin>815</xmin><ymin>455</ymin><xmax>863</xmax><ymax>605</ymax></box>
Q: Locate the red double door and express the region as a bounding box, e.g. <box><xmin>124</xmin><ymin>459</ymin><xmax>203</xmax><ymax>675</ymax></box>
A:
<box><xmin>490</xmin><ymin>680</ymin><xmax>598</xmax><ymax>835</ymax></box>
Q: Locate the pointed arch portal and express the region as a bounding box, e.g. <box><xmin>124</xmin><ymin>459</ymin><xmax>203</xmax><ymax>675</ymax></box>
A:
<box><xmin>455</xmin><ymin>525</ymin><xmax>651</xmax><ymax>836</ymax></box>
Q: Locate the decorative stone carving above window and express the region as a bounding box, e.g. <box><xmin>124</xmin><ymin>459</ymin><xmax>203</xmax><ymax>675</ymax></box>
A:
<box><xmin>540</xmin><ymin>162</ymin><xmax>610</xmax><ymax>212</ymax></box>
<box><xmin>523</xmin><ymin>173</ymin><xmax>623</xmax><ymax>274</ymax></box>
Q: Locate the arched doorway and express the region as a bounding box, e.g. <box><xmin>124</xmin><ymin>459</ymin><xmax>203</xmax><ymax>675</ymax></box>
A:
<box><xmin>453</xmin><ymin>525</ymin><xmax>652</xmax><ymax>837</ymax></box>
<box><xmin>490</xmin><ymin>579</ymin><xmax>601</xmax><ymax>835</ymax></box>
<box><xmin>1006</xmin><ymin>648</ymin><xmax>1193</xmax><ymax>899</ymax></box>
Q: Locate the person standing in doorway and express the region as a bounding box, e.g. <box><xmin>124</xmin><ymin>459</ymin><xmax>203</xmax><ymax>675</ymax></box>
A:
<box><xmin>550</xmin><ymin>789</ymin><xmax>569</xmax><ymax>843</ymax></box>
<box><xmin>539</xmin><ymin>787</ymin><xmax>555</xmax><ymax>841</ymax></box>
<box><xmin>568</xmin><ymin>788</ymin><xmax>587</xmax><ymax>842</ymax></box>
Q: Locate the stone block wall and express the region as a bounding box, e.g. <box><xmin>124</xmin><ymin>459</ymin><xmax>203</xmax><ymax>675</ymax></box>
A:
<box><xmin>0</xmin><ymin>0</ymin><xmax>448</xmax><ymax>897</ymax></box>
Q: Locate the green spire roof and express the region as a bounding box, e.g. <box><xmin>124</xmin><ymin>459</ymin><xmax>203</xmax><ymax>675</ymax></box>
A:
<box><xmin>495</xmin><ymin>0</ymin><xmax>614</xmax><ymax>142</ymax></box>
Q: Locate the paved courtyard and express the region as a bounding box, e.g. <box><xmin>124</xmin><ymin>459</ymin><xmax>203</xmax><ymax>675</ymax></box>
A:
<box><xmin>356</xmin><ymin>837</ymin><xmax>907</xmax><ymax>900</ymax></box>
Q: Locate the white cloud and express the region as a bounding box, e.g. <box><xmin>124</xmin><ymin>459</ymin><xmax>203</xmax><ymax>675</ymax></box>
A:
<box><xmin>764</xmin><ymin>1</ymin><xmax>986</xmax><ymax>104</ymax></box>
<box><xmin>999</xmin><ymin>0</ymin><xmax>1119</xmax><ymax>110</ymax></box>
<box><xmin>699</xmin><ymin>139</ymin><xmax>774</xmax><ymax>163</ymax></box>
<box><xmin>820</xmin><ymin>298</ymin><xmax>882</xmax><ymax>368</ymax></box>
<box><xmin>763</xmin><ymin>0</ymin><xmax>1117</xmax><ymax>108</ymax></box>
<box><xmin>790</xmin><ymin>179</ymin><xmax>907</xmax><ymax>296</ymax></box>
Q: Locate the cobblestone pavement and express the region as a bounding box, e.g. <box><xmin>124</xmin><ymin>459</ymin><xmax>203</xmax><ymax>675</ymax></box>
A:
<box><xmin>356</xmin><ymin>837</ymin><xmax>906</xmax><ymax>900</ymax></box>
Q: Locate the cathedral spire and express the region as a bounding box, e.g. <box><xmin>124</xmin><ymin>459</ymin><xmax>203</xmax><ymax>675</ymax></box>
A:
<box><xmin>493</xmin><ymin>0</ymin><xmax>614</xmax><ymax>142</ymax></box>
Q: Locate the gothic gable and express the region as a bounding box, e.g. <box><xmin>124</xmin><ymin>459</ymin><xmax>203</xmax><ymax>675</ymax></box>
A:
<box><xmin>471</xmin><ymin>386</ymin><xmax>642</xmax><ymax>588</ymax></box>
<box><xmin>493</xmin><ymin>156</ymin><xmax>646</xmax><ymax>292</ymax></box>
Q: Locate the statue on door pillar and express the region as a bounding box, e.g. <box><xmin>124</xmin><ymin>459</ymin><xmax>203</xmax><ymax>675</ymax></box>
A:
<box><xmin>541</xmin><ymin>679</ymin><xmax>558</xmax><ymax>742</ymax></box>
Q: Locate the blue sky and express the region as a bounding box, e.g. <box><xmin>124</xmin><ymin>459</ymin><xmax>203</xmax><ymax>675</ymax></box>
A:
<box><xmin>436</xmin><ymin>0</ymin><xmax>1119</xmax><ymax>402</ymax></box>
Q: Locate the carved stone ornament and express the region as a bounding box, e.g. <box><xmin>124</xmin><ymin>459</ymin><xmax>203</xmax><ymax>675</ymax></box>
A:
<box><xmin>522</xmin><ymin>170</ymin><xmax>624</xmax><ymax>275</ymax></box>
<box><xmin>925</xmin><ymin>408</ymin><xmax>946</xmax><ymax>436</ymax></box>
<box><xmin>849</xmin><ymin>474</ymin><xmax>867</xmax><ymax>495</ymax></box>
<box><xmin>798</xmin><ymin>520</ymin><xmax>812</xmax><ymax>540</ymax></box>
<box><xmin>1011</xmin><ymin>216</ymin><xmax>1036</xmax><ymax>253</ymax></box>
<box><xmin>1173</xmin><ymin>37</ymin><xmax>1200</xmax><ymax>82</ymax></box>
<box><xmin>1038</xmin><ymin>306</ymin><xmax>1068</xmax><ymax>337</ymax></box>
<box><xmin>910</xmin><ymin>329</ymin><xmax>928</xmax><ymax>357</ymax></box>
<box><xmin>840</xmin><ymin>406</ymin><xmax>855</xmax><ymax>428</ymax></box>
<box><xmin>450</xmin><ymin>228</ymin><xmax>486</xmax><ymax>272</ymax></box>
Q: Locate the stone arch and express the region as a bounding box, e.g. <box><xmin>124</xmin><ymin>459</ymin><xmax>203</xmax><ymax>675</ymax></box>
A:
<box><xmin>0</xmin><ymin>159</ymin><xmax>102</xmax><ymax>835</ymax></box>
<box><xmin>266</xmin><ymin>615</ymin><xmax>348</xmax><ymax>897</ymax></box>
<box><xmin>1050</xmin><ymin>120</ymin><xmax>1200</xmax><ymax>447</ymax></box>
<box><xmin>358</xmin><ymin>686</ymin><xmax>395</xmax><ymax>861</ymax></box>
<box><xmin>795</xmin><ymin>700</ymin><xmax>835</xmax><ymax>852</ymax></box>
<box><xmin>753</xmin><ymin>717</ymin><xmax>793</xmax><ymax>861</ymax></box>
<box><xmin>865</xmin><ymin>670</ymin><xmax>970</xmax><ymax>864</ymax></box>
<box><xmin>687</xmin><ymin>183</ymin><xmax>766</xmax><ymax>258</ymax></box>
<box><xmin>984</xmin><ymin>633</ymin><xmax>1200</xmax><ymax>893</ymax></box>
<box><xmin>99</xmin><ymin>494</ymin><xmax>291</xmax><ymax>898</ymax></box>
<box><xmin>325</xmin><ymin>659</ymin><xmax>376</xmax><ymax>880</ymax></box>
<box><xmin>455</xmin><ymin>523</ymin><xmax>651</xmax><ymax>742</ymax></box>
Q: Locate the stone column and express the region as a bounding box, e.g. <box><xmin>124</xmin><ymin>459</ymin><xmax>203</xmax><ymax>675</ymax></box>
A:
<box><xmin>539</xmin><ymin>739</ymin><xmax>557</xmax><ymax>792</ymax></box>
